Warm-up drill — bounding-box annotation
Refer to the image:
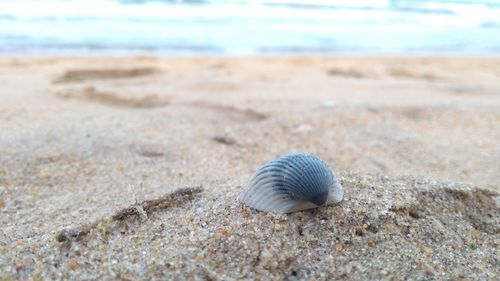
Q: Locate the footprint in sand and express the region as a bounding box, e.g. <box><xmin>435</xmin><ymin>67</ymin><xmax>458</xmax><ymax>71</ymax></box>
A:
<box><xmin>130</xmin><ymin>143</ymin><xmax>167</xmax><ymax>158</ymax></box>
<box><xmin>56</xmin><ymin>187</ymin><xmax>203</xmax><ymax>244</ymax></box>
<box><xmin>189</xmin><ymin>102</ymin><xmax>268</xmax><ymax>122</ymax></box>
<box><xmin>387</xmin><ymin>67</ymin><xmax>441</xmax><ymax>81</ymax></box>
<box><xmin>186</xmin><ymin>81</ymin><xmax>240</xmax><ymax>93</ymax></box>
<box><xmin>326</xmin><ymin>68</ymin><xmax>366</xmax><ymax>79</ymax></box>
<box><xmin>56</xmin><ymin>86</ymin><xmax>169</xmax><ymax>109</ymax></box>
<box><xmin>53</xmin><ymin>67</ymin><xmax>159</xmax><ymax>83</ymax></box>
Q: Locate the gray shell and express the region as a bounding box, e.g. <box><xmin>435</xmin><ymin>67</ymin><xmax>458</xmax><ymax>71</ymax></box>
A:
<box><xmin>240</xmin><ymin>153</ymin><xmax>343</xmax><ymax>213</ymax></box>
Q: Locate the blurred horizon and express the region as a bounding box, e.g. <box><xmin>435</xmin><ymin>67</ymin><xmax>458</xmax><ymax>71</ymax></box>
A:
<box><xmin>1</xmin><ymin>0</ymin><xmax>500</xmax><ymax>56</ymax></box>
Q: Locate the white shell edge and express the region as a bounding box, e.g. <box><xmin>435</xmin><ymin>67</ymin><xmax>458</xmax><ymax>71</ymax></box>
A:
<box><xmin>239</xmin><ymin>180</ymin><xmax>344</xmax><ymax>213</ymax></box>
<box><xmin>327</xmin><ymin>181</ymin><xmax>344</xmax><ymax>205</ymax></box>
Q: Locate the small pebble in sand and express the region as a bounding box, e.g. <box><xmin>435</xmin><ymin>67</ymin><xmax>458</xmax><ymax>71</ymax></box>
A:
<box><xmin>322</xmin><ymin>100</ymin><xmax>336</xmax><ymax>109</ymax></box>
<box><xmin>295</xmin><ymin>123</ymin><xmax>313</xmax><ymax>133</ymax></box>
<box><xmin>67</xmin><ymin>260</ymin><xmax>79</xmax><ymax>270</ymax></box>
<box><xmin>240</xmin><ymin>153</ymin><xmax>343</xmax><ymax>213</ymax></box>
<box><xmin>213</xmin><ymin>135</ymin><xmax>236</xmax><ymax>146</ymax></box>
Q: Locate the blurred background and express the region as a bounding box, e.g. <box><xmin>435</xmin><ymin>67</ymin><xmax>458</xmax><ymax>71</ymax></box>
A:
<box><xmin>2</xmin><ymin>1</ymin><xmax>500</xmax><ymax>279</ymax></box>
<box><xmin>1</xmin><ymin>0</ymin><xmax>499</xmax><ymax>55</ymax></box>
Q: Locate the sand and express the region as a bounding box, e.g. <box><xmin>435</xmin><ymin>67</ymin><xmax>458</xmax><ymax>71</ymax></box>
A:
<box><xmin>0</xmin><ymin>56</ymin><xmax>499</xmax><ymax>280</ymax></box>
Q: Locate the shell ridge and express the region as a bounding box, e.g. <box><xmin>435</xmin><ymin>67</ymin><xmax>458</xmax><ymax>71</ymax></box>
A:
<box><xmin>289</xmin><ymin>153</ymin><xmax>324</xmax><ymax>202</ymax></box>
<box><xmin>278</xmin><ymin>199</ymin><xmax>299</xmax><ymax>213</ymax></box>
<box><xmin>275</xmin><ymin>156</ymin><xmax>313</xmax><ymax>200</ymax></box>
<box><xmin>269</xmin><ymin>194</ymin><xmax>311</xmax><ymax>213</ymax></box>
<box><xmin>240</xmin><ymin>153</ymin><xmax>343</xmax><ymax>213</ymax></box>
<box><xmin>281</xmin><ymin>154</ymin><xmax>318</xmax><ymax>200</ymax></box>
<box><xmin>285</xmin><ymin>153</ymin><xmax>333</xmax><ymax>206</ymax></box>
<box><xmin>242</xmin><ymin>186</ymin><xmax>279</xmax><ymax>211</ymax></box>
<box><xmin>241</xmin><ymin>173</ymin><xmax>279</xmax><ymax>206</ymax></box>
<box><xmin>252</xmin><ymin>191</ymin><xmax>291</xmax><ymax>212</ymax></box>
<box><xmin>273</xmin><ymin>195</ymin><xmax>296</xmax><ymax>213</ymax></box>
<box><xmin>263</xmin><ymin>181</ymin><xmax>299</xmax><ymax>200</ymax></box>
<box><xmin>242</xmin><ymin>171</ymin><xmax>299</xmax><ymax>211</ymax></box>
<box><xmin>248</xmin><ymin>177</ymin><xmax>298</xmax><ymax>208</ymax></box>
<box><xmin>310</xmin><ymin>155</ymin><xmax>332</xmax><ymax>197</ymax></box>
<box><xmin>298</xmin><ymin>154</ymin><xmax>322</xmax><ymax>200</ymax></box>
<box><xmin>251</xmin><ymin>170</ymin><xmax>300</xmax><ymax>198</ymax></box>
<box><xmin>252</xmin><ymin>162</ymin><xmax>302</xmax><ymax>187</ymax></box>
<box><xmin>252</xmin><ymin>164</ymin><xmax>303</xmax><ymax>189</ymax></box>
<box><xmin>246</xmin><ymin>166</ymin><xmax>308</xmax><ymax>211</ymax></box>
<box><xmin>251</xmin><ymin>162</ymin><xmax>309</xmax><ymax>200</ymax></box>
<box><xmin>304</xmin><ymin>155</ymin><xmax>334</xmax><ymax>205</ymax></box>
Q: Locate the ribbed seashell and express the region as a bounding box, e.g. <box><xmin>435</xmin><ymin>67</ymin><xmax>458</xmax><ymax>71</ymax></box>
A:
<box><xmin>240</xmin><ymin>153</ymin><xmax>343</xmax><ymax>213</ymax></box>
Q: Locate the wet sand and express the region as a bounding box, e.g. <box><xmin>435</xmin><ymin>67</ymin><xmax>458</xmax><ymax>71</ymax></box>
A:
<box><xmin>0</xmin><ymin>56</ymin><xmax>499</xmax><ymax>280</ymax></box>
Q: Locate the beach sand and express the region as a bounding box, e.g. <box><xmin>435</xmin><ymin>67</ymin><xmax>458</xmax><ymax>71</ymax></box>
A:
<box><xmin>0</xmin><ymin>56</ymin><xmax>499</xmax><ymax>280</ymax></box>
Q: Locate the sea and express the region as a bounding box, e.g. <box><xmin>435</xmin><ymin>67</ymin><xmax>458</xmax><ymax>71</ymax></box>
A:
<box><xmin>1</xmin><ymin>0</ymin><xmax>499</xmax><ymax>55</ymax></box>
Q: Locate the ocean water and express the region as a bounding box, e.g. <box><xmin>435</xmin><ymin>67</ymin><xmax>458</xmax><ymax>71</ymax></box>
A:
<box><xmin>0</xmin><ymin>0</ymin><xmax>499</xmax><ymax>55</ymax></box>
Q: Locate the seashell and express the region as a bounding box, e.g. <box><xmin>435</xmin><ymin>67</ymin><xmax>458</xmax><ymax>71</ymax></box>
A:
<box><xmin>240</xmin><ymin>153</ymin><xmax>343</xmax><ymax>213</ymax></box>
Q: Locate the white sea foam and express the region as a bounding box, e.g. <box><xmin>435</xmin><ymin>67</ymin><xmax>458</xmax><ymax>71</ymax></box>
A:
<box><xmin>0</xmin><ymin>0</ymin><xmax>499</xmax><ymax>54</ymax></box>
